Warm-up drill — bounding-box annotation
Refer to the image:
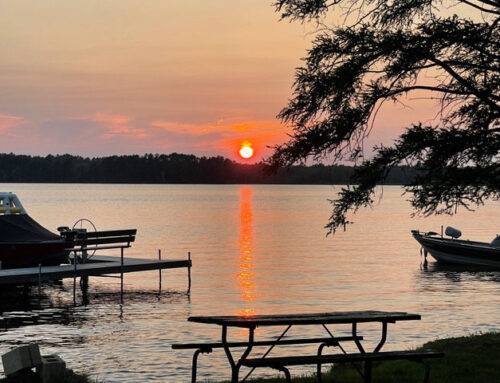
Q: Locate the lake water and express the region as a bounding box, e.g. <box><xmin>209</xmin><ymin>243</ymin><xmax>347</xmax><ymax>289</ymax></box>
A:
<box><xmin>0</xmin><ymin>184</ymin><xmax>499</xmax><ymax>382</ymax></box>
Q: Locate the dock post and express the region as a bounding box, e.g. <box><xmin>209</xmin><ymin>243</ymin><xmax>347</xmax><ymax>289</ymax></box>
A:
<box><xmin>188</xmin><ymin>251</ymin><xmax>191</xmax><ymax>294</ymax></box>
<box><xmin>73</xmin><ymin>254</ymin><xmax>77</xmax><ymax>304</ymax></box>
<box><xmin>120</xmin><ymin>247</ymin><xmax>124</xmax><ymax>304</ymax></box>
<box><xmin>158</xmin><ymin>249</ymin><xmax>162</xmax><ymax>295</ymax></box>
<box><xmin>38</xmin><ymin>264</ymin><xmax>42</xmax><ymax>295</ymax></box>
<box><xmin>81</xmin><ymin>246</ymin><xmax>89</xmax><ymax>292</ymax></box>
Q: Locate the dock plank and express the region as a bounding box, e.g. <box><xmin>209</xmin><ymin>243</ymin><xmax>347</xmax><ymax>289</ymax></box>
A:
<box><xmin>0</xmin><ymin>255</ymin><xmax>191</xmax><ymax>285</ymax></box>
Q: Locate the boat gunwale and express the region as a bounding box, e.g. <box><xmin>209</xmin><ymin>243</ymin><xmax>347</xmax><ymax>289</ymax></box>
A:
<box><xmin>412</xmin><ymin>232</ymin><xmax>499</xmax><ymax>251</ymax></box>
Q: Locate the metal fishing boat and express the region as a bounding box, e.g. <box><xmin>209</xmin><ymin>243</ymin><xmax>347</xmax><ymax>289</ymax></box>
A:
<box><xmin>0</xmin><ymin>193</ymin><xmax>73</xmax><ymax>269</ymax></box>
<box><xmin>412</xmin><ymin>227</ymin><xmax>500</xmax><ymax>268</ymax></box>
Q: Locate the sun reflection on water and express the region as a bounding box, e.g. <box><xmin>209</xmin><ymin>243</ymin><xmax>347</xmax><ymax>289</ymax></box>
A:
<box><xmin>237</xmin><ymin>186</ymin><xmax>259</xmax><ymax>316</ymax></box>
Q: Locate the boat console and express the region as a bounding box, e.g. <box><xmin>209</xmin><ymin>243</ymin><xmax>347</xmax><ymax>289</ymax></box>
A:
<box><xmin>0</xmin><ymin>192</ymin><xmax>27</xmax><ymax>215</ymax></box>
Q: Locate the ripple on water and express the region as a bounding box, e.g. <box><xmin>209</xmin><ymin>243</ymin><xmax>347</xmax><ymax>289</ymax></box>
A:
<box><xmin>0</xmin><ymin>184</ymin><xmax>499</xmax><ymax>382</ymax></box>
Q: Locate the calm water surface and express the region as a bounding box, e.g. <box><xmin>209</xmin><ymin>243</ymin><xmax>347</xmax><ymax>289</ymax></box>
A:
<box><xmin>0</xmin><ymin>184</ymin><xmax>499</xmax><ymax>382</ymax></box>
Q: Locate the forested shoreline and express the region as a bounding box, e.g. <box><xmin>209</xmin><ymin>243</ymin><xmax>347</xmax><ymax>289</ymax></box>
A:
<box><xmin>0</xmin><ymin>153</ymin><xmax>417</xmax><ymax>184</ymax></box>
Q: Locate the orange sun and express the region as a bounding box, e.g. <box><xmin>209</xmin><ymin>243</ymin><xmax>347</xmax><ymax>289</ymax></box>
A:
<box><xmin>239</xmin><ymin>142</ymin><xmax>254</xmax><ymax>159</ymax></box>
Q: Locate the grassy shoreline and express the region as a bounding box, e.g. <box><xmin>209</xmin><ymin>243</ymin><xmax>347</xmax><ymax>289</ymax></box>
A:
<box><xmin>209</xmin><ymin>332</ymin><xmax>500</xmax><ymax>383</ymax></box>
<box><xmin>44</xmin><ymin>332</ymin><xmax>499</xmax><ymax>382</ymax></box>
<box><xmin>0</xmin><ymin>370</ymin><xmax>97</xmax><ymax>383</ymax></box>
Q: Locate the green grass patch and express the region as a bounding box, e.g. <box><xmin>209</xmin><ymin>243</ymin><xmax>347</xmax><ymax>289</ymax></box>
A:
<box><xmin>0</xmin><ymin>370</ymin><xmax>100</xmax><ymax>383</ymax></box>
<box><xmin>214</xmin><ymin>332</ymin><xmax>500</xmax><ymax>382</ymax></box>
<box><xmin>64</xmin><ymin>370</ymin><xmax>100</xmax><ymax>383</ymax></box>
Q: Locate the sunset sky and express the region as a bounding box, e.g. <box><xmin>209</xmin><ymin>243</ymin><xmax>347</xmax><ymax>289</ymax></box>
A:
<box><xmin>0</xmin><ymin>0</ymin><xmax>440</xmax><ymax>162</ymax></box>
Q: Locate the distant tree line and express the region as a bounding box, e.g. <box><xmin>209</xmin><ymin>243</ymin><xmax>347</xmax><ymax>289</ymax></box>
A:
<box><xmin>0</xmin><ymin>153</ymin><xmax>417</xmax><ymax>184</ymax></box>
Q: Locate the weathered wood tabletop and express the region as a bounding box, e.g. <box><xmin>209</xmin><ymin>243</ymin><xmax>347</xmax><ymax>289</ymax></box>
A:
<box><xmin>188</xmin><ymin>310</ymin><xmax>421</xmax><ymax>328</ymax></box>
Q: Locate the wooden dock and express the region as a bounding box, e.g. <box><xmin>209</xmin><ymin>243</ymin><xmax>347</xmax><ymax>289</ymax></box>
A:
<box><xmin>0</xmin><ymin>255</ymin><xmax>192</xmax><ymax>285</ymax></box>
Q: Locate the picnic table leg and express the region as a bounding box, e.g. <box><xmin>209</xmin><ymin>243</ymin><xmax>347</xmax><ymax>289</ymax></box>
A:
<box><xmin>276</xmin><ymin>366</ymin><xmax>292</xmax><ymax>383</ymax></box>
<box><xmin>317</xmin><ymin>344</ymin><xmax>324</xmax><ymax>382</ymax></box>
<box><xmin>423</xmin><ymin>359</ymin><xmax>431</xmax><ymax>383</ymax></box>
<box><xmin>352</xmin><ymin>321</ymin><xmax>388</xmax><ymax>353</ymax></box>
<box><xmin>242</xmin><ymin>325</ymin><xmax>292</xmax><ymax>383</ymax></box>
<box><xmin>191</xmin><ymin>349</ymin><xmax>202</xmax><ymax>383</ymax></box>
<box><xmin>373</xmin><ymin>322</ymin><xmax>388</xmax><ymax>353</ymax></box>
<box><xmin>351</xmin><ymin>320</ymin><xmax>389</xmax><ymax>383</ymax></box>
<box><xmin>191</xmin><ymin>347</ymin><xmax>213</xmax><ymax>383</ymax></box>
<box><xmin>222</xmin><ymin>326</ymin><xmax>237</xmax><ymax>382</ymax></box>
<box><xmin>352</xmin><ymin>323</ymin><xmax>366</xmax><ymax>353</ymax></box>
<box><xmin>223</xmin><ymin>325</ymin><xmax>255</xmax><ymax>383</ymax></box>
<box><xmin>364</xmin><ymin>360</ymin><xmax>372</xmax><ymax>383</ymax></box>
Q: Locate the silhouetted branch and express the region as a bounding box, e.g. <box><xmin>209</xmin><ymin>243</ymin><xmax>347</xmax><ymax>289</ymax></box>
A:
<box><xmin>269</xmin><ymin>0</ymin><xmax>500</xmax><ymax>234</ymax></box>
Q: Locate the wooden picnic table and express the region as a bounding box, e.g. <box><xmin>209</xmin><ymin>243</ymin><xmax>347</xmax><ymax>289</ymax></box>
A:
<box><xmin>188</xmin><ymin>310</ymin><xmax>421</xmax><ymax>382</ymax></box>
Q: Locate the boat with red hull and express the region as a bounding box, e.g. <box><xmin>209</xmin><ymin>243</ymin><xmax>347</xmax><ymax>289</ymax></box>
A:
<box><xmin>0</xmin><ymin>193</ymin><xmax>73</xmax><ymax>269</ymax></box>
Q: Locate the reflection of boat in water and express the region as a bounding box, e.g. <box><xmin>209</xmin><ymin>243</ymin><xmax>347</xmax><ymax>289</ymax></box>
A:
<box><xmin>412</xmin><ymin>227</ymin><xmax>500</xmax><ymax>268</ymax></box>
<box><xmin>0</xmin><ymin>193</ymin><xmax>72</xmax><ymax>269</ymax></box>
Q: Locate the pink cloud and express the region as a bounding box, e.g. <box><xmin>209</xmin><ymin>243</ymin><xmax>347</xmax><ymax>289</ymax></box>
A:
<box><xmin>151</xmin><ymin>119</ymin><xmax>284</xmax><ymax>137</ymax></box>
<box><xmin>91</xmin><ymin>112</ymin><xmax>148</xmax><ymax>139</ymax></box>
<box><xmin>0</xmin><ymin>113</ymin><xmax>25</xmax><ymax>133</ymax></box>
<box><xmin>151</xmin><ymin>120</ymin><xmax>225</xmax><ymax>136</ymax></box>
<box><xmin>0</xmin><ymin>113</ymin><xmax>290</xmax><ymax>160</ymax></box>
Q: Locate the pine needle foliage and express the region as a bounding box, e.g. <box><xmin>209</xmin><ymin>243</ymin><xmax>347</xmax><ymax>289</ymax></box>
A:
<box><xmin>268</xmin><ymin>0</ymin><xmax>500</xmax><ymax>234</ymax></box>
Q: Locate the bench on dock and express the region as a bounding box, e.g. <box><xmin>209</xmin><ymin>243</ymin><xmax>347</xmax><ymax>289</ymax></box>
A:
<box><xmin>172</xmin><ymin>335</ymin><xmax>363</xmax><ymax>383</ymax></box>
<box><xmin>241</xmin><ymin>349</ymin><xmax>444</xmax><ymax>383</ymax></box>
<box><xmin>72</xmin><ymin>229</ymin><xmax>136</xmax><ymax>247</ymax></box>
<box><xmin>64</xmin><ymin>229</ymin><xmax>137</xmax><ymax>255</ymax></box>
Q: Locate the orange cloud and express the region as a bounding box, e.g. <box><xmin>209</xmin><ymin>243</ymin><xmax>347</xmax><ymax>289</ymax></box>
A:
<box><xmin>151</xmin><ymin>119</ymin><xmax>289</xmax><ymax>160</ymax></box>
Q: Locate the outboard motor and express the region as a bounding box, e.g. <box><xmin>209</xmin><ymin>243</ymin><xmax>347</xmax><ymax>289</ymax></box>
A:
<box><xmin>445</xmin><ymin>226</ymin><xmax>462</xmax><ymax>239</ymax></box>
<box><xmin>491</xmin><ymin>235</ymin><xmax>500</xmax><ymax>248</ymax></box>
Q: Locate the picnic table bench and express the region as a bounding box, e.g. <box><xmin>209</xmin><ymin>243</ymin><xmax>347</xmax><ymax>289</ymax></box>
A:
<box><xmin>241</xmin><ymin>349</ymin><xmax>444</xmax><ymax>383</ymax></box>
<box><xmin>175</xmin><ymin>311</ymin><xmax>443</xmax><ymax>383</ymax></box>
<box><xmin>172</xmin><ymin>335</ymin><xmax>363</xmax><ymax>383</ymax></box>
